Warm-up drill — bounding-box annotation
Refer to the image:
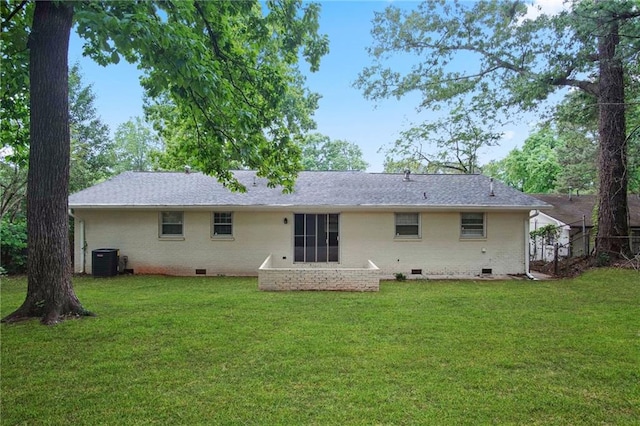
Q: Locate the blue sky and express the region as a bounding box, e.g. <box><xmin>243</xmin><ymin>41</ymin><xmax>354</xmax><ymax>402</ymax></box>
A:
<box><xmin>68</xmin><ymin>1</ymin><xmax>553</xmax><ymax>172</ymax></box>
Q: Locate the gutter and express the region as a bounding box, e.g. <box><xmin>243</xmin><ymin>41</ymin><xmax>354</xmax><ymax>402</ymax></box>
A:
<box><xmin>68</xmin><ymin>209</ymin><xmax>85</xmax><ymax>274</ymax></box>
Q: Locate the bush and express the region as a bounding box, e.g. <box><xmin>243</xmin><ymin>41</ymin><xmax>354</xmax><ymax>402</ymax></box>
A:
<box><xmin>1</xmin><ymin>218</ymin><xmax>27</xmax><ymax>274</ymax></box>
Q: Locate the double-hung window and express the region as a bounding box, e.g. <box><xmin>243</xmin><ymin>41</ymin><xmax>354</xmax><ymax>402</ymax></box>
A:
<box><xmin>212</xmin><ymin>212</ymin><xmax>233</xmax><ymax>237</ymax></box>
<box><xmin>160</xmin><ymin>211</ymin><xmax>184</xmax><ymax>237</ymax></box>
<box><xmin>461</xmin><ymin>212</ymin><xmax>485</xmax><ymax>239</ymax></box>
<box><xmin>395</xmin><ymin>213</ymin><xmax>420</xmax><ymax>238</ymax></box>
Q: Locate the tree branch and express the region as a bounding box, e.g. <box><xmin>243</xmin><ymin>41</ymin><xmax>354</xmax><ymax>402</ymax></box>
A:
<box><xmin>2</xmin><ymin>0</ymin><xmax>28</xmax><ymax>27</ymax></box>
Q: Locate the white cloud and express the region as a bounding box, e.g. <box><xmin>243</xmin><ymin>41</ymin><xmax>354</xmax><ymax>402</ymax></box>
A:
<box><xmin>522</xmin><ymin>0</ymin><xmax>569</xmax><ymax>20</ymax></box>
<box><xmin>501</xmin><ymin>130</ymin><xmax>516</xmax><ymax>141</ymax></box>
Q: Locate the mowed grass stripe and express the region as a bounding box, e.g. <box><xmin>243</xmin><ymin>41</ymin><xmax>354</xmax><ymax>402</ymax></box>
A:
<box><xmin>1</xmin><ymin>269</ymin><xmax>638</xmax><ymax>425</ymax></box>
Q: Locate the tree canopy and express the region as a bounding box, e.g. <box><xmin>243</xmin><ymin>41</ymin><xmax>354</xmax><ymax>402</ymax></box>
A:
<box><xmin>300</xmin><ymin>133</ymin><xmax>368</xmax><ymax>171</ymax></box>
<box><xmin>484</xmin><ymin>126</ymin><xmax>560</xmax><ymax>193</ymax></box>
<box><xmin>356</xmin><ymin>0</ymin><xmax>640</xmax><ymax>260</ymax></box>
<box><xmin>73</xmin><ymin>0</ymin><xmax>328</xmax><ymax>191</ymax></box>
<box><xmin>382</xmin><ymin>101</ymin><xmax>501</xmax><ymax>174</ymax></box>
<box><xmin>1</xmin><ymin>0</ymin><xmax>328</xmax><ymax>324</ymax></box>
<box><xmin>113</xmin><ymin>117</ymin><xmax>160</xmax><ymax>173</ymax></box>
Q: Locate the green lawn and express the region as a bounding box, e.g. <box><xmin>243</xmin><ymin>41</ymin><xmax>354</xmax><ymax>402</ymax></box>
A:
<box><xmin>1</xmin><ymin>269</ymin><xmax>638</xmax><ymax>425</ymax></box>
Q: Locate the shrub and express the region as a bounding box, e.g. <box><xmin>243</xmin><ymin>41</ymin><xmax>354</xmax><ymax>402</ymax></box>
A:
<box><xmin>1</xmin><ymin>218</ymin><xmax>27</xmax><ymax>274</ymax></box>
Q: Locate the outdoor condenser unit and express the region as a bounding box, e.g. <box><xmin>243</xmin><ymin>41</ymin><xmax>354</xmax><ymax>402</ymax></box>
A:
<box><xmin>92</xmin><ymin>248</ymin><xmax>119</xmax><ymax>277</ymax></box>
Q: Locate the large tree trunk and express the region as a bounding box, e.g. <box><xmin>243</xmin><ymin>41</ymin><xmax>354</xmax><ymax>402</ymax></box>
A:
<box><xmin>2</xmin><ymin>1</ymin><xmax>92</xmax><ymax>325</ymax></box>
<box><xmin>595</xmin><ymin>15</ymin><xmax>630</xmax><ymax>263</ymax></box>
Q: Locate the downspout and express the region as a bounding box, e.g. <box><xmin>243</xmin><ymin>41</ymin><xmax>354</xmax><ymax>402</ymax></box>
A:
<box><xmin>68</xmin><ymin>209</ymin><xmax>85</xmax><ymax>274</ymax></box>
<box><xmin>525</xmin><ymin>210</ymin><xmax>539</xmax><ymax>280</ymax></box>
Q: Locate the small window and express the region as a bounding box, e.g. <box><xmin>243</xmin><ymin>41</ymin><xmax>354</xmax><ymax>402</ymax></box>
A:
<box><xmin>395</xmin><ymin>213</ymin><xmax>420</xmax><ymax>237</ymax></box>
<box><xmin>212</xmin><ymin>212</ymin><xmax>233</xmax><ymax>236</ymax></box>
<box><xmin>461</xmin><ymin>213</ymin><xmax>485</xmax><ymax>239</ymax></box>
<box><xmin>160</xmin><ymin>211</ymin><xmax>183</xmax><ymax>237</ymax></box>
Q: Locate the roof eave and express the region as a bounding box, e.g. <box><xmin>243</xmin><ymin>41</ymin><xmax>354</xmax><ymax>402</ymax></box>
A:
<box><xmin>69</xmin><ymin>203</ymin><xmax>550</xmax><ymax>211</ymax></box>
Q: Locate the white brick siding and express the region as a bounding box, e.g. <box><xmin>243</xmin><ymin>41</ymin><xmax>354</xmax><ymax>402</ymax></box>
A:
<box><xmin>73</xmin><ymin>209</ymin><xmax>528</xmax><ymax>278</ymax></box>
<box><xmin>259</xmin><ymin>255</ymin><xmax>379</xmax><ymax>291</ymax></box>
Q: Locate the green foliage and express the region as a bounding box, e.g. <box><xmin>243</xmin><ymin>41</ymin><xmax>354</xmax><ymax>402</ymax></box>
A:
<box><xmin>1</xmin><ymin>0</ymin><xmax>31</xmax><ymax>165</ymax></box>
<box><xmin>299</xmin><ymin>133</ymin><xmax>368</xmax><ymax>171</ymax></box>
<box><xmin>69</xmin><ymin>63</ymin><xmax>115</xmax><ymax>192</ymax></box>
<box><xmin>1</xmin><ymin>63</ymin><xmax>114</xmax><ymax>218</ymax></box>
<box><xmin>484</xmin><ymin>126</ymin><xmax>560</xmax><ymax>193</ymax></box>
<box><xmin>530</xmin><ymin>224</ymin><xmax>560</xmax><ymax>247</ymax></box>
<box><xmin>552</xmin><ymin>90</ymin><xmax>599</xmax><ymax>193</ymax></box>
<box><xmin>0</xmin><ymin>217</ymin><xmax>27</xmax><ymax>274</ymax></box>
<box><xmin>394</xmin><ymin>272</ymin><xmax>407</xmax><ymax>281</ymax></box>
<box><xmin>384</xmin><ymin>101</ymin><xmax>501</xmax><ymax>174</ymax></box>
<box><xmin>0</xmin><ymin>160</ymin><xmax>27</xmax><ymax>220</ymax></box>
<box><xmin>382</xmin><ymin>157</ymin><xmax>431</xmax><ymax>174</ymax></box>
<box><xmin>357</xmin><ymin>0</ymin><xmax>639</xmax><ymax>203</ymax></box>
<box><xmin>74</xmin><ymin>0</ymin><xmax>328</xmax><ymax>191</ymax></box>
<box><xmin>1</xmin><ymin>271</ymin><xmax>638</xmax><ymax>424</ymax></box>
<box><xmin>626</xmin><ymin>74</ymin><xmax>640</xmax><ymax>193</ymax></box>
<box><xmin>113</xmin><ymin>117</ymin><xmax>161</xmax><ymax>173</ymax></box>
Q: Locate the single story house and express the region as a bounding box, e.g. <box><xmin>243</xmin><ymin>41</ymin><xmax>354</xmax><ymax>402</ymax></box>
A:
<box><xmin>530</xmin><ymin>193</ymin><xmax>640</xmax><ymax>261</ymax></box>
<box><xmin>69</xmin><ymin>170</ymin><xmax>549</xmax><ymax>290</ymax></box>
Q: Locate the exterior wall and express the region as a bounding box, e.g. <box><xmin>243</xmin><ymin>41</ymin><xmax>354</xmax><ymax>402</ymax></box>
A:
<box><xmin>73</xmin><ymin>208</ymin><xmax>529</xmax><ymax>277</ymax></box>
<box><xmin>340</xmin><ymin>210</ymin><xmax>528</xmax><ymax>277</ymax></box>
<box><xmin>529</xmin><ymin>213</ymin><xmax>571</xmax><ymax>261</ymax></box>
<box><xmin>74</xmin><ymin>209</ymin><xmax>292</xmax><ymax>276</ymax></box>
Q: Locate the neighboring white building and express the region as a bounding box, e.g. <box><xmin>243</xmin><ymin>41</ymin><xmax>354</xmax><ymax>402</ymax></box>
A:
<box><xmin>69</xmin><ymin>171</ymin><xmax>550</xmax><ymax>288</ymax></box>
<box><xmin>530</xmin><ymin>194</ymin><xmax>640</xmax><ymax>261</ymax></box>
<box><xmin>529</xmin><ymin>212</ymin><xmax>571</xmax><ymax>262</ymax></box>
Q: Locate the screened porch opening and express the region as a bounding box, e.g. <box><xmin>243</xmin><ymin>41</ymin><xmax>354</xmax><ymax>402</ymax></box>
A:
<box><xmin>294</xmin><ymin>213</ymin><xmax>339</xmax><ymax>263</ymax></box>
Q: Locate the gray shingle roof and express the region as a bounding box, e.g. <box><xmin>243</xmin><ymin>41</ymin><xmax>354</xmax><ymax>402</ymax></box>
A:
<box><xmin>69</xmin><ymin>171</ymin><xmax>550</xmax><ymax>210</ymax></box>
<box><xmin>532</xmin><ymin>193</ymin><xmax>640</xmax><ymax>227</ymax></box>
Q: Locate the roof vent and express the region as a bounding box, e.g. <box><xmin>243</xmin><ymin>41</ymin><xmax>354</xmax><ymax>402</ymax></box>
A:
<box><xmin>489</xmin><ymin>178</ymin><xmax>495</xmax><ymax>196</ymax></box>
<box><xmin>184</xmin><ymin>165</ymin><xmax>191</xmax><ymax>174</ymax></box>
<box><xmin>403</xmin><ymin>169</ymin><xmax>411</xmax><ymax>182</ymax></box>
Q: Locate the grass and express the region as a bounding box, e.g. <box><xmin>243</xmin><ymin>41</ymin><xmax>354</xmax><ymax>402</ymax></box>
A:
<box><xmin>1</xmin><ymin>269</ymin><xmax>639</xmax><ymax>425</ymax></box>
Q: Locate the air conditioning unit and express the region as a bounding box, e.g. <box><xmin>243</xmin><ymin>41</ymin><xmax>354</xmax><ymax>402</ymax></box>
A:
<box><xmin>92</xmin><ymin>248</ymin><xmax>119</xmax><ymax>277</ymax></box>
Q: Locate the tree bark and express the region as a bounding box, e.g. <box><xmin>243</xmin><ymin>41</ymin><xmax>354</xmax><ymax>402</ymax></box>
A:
<box><xmin>595</xmin><ymin>14</ymin><xmax>630</xmax><ymax>262</ymax></box>
<box><xmin>2</xmin><ymin>1</ymin><xmax>93</xmax><ymax>325</ymax></box>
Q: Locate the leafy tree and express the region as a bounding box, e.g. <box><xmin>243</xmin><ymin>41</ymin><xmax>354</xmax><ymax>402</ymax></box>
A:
<box><xmin>382</xmin><ymin>102</ymin><xmax>501</xmax><ymax>174</ymax></box>
<box><xmin>484</xmin><ymin>126</ymin><xmax>560</xmax><ymax>193</ymax></box>
<box><xmin>0</xmin><ymin>158</ymin><xmax>27</xmax><ymax>221</ymax></box>
<box><xmin>0</xmin><ymin>217</ymin><xmax>27</xmax><ymax>274</ymax></box>
<box><xmin>0</xmin><ymin>63</ymin><xmax>112</xmax><ymax>222</ymax></box>
<box><xmin>356</xmin><ymin>0</ymin><xmax>640</xmax><ymax>259</ymax></box>
<box><xmin>300</xmin><ymin>133</ymin><xmax>368</xmax><ymax>171</ymax></box>
<box><xmin>68</xmin><ymin>63</ymin><xmax>114</xmax><ymax>193</ymax></box>
<box><xmin>553</xmin><ymin>90</ymin><xmax>599</xmax><ymax>194</ymax></box>
<box><xmin>382</xmin><ymin>157</ymin><xmax>431</xmax><ymax>174</ymax></box>
<box><xmin>1</xmin><ymin>0</ymin><xmax>327</xmax><ymax>324</ymax></box>
<box><xmin>113</xmin><ymin>117</ymin><xmax>160</xmax><ymax>173</ymax></box>
<box><xmin>624</xmin><ymin>61</ymin><xmax>640</xmax><ymax>193</ymax></box>
<box><xmin>1</xmin><ymin>0</ymin><xmax>30</xmax><ymax>164</ymax></box>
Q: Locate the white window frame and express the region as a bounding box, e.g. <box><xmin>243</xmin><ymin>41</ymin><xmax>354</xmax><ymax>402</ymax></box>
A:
<box><xmin>159</xmin><ymin>211</ymin><xmax>184</xmax><ymax>238</ymax></box>
<box><xmin>395</xmin><ymin>212</ymin><xmax>421</xmax><ymax>239</ymax></box>
<box><xmin>460</xmin><ymin>212</ymin><xmax>486</xmax><ymax>239</ymax></box>
<box><xmin>212</xmin><ymin>212</ymin><xmax>233</xmax><ymax>239</ymax></box>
